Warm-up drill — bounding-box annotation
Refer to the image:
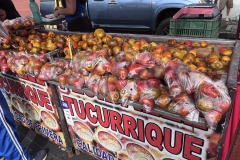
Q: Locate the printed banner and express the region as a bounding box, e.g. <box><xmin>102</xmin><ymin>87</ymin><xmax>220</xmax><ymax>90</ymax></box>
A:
<box><xmin>57</xmin><ymin>86</ymin><xmax>223</xmax><ymax>160</ymax></box>
<box><xmin>0</xmin><ymin>73</ymin><xmax>66</xmax><ymax>148</ymax></box>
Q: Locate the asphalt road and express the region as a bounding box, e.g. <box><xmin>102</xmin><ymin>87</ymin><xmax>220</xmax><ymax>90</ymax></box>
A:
<box><xmin>16</xmin><ymin>122</ymin><xmax>97</xmax><ymax>160</ymax></box>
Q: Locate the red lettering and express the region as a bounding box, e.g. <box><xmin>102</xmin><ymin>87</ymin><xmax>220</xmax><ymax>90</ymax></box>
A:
<box><xmin>27</xmin><ymin>75</ymin><xmax>36</xmax><ymax>83</ymax></box>
<box><xmin>36</xmin><ymin>89</ymin><xmax>44</xmax><ymax>107</ymax></box>
<box><xmin>6</xmin><ymin>79</ymin><xmax>17</xmax><ymax>95</ymax></box>
<box><xmin>109</xmin><ymin>110</ymin><xmax>124</xmax><ymax>134</ymax></box>
<box><xmin>146</xmin><ymin>111</ymin><xmax>160</xmax><ymax>117</ymax></box>
<box><xmin>14</xmin><ymin>82</ymin><xmax>21</xmax><ymax>97</ymax></box>
<box><xmin>36</xmin><ymin>78</ymin><xmax>45</xmax><ymax>86</ymax></box>
<box><xmin>137</xmin><ymin>119</ymin><xmax>145</xmax><ymax>142</ymax></box>
<box><xmin>134</xmin><ymin>107</ymin><xmax>142</xmax><ymax>111</ymax></box>
<box><xmin>122</xmin><ymin>114</ymin><xmax>138</xmax><ymax>140</ymax></box>
<box><xmin>85</xmin><ymin>93</ymin><xmax>95</xmax><ymax>98</ymax></box>
<box><xmin>97</xmin><ymin>95</ymin><xmax>104</xmax><ymax>101</ymax></box>
<box><xmin>72</xmin><ymin>89</ymin><xmax>84</xmax><ymax>95</ymax></box>
<box><xmin>96</xmin><ymin>106</ymin><xmax>109</xmax><ymax>128</ymax></box>
<box><xmin>39</xmin><ymin>91</ymin><xmax>53</xmax><ymax>111</ymax></box>
<box><xmin>19</xmin><ymin>74</ymin><xmax>28</xmax><ymax>80</ymax></box>
<box><xmin>74</xmin><ymin>100</ymin><xmax>86</xmax><ymax>120</ymax></box>
<box><xmin>145</xmin><ymin>123</ymin><xmax>163</xmax><ymax>151</ymax></box>
<box><xmin>164</xmin><ymin>128</ymin><xmax>183</xmax><ymax>155</ymax></box>
<box><xmin>85</xmin><ymin>103</ymin><xmax>97</xmax><ymax>124</ymax></box>
<box><xmin>183</xmin><ymin>121</ymin><xmax>208</xmax><ymax>131</ymax></box>
<box><xmin>0</xmin><ymin>76</ymin><xmax>4</xmax><ymax>88</ymax></box>
<box><xmin>3</xmin><ymin>77</ymin><xmax>10</xmax><ymax>93</ymax></box>
<box><xmin>25</xmin><ymin>86</ymin><xmax>33</xmax><ymax>102</ymax></box>
<box><xmin>183</xmin><ymin>135</ymin><xmax>203</xmax><ymax>160</ymax></box>
<box><xmin>20</xmin><ymin>84</ymin><xmax>28</xmax><ymax>100</ymax></box>
<box><xmin>162</xmin><ymin>115</ymin><xmax>182</xmax><ymax>123</ymax></box>
<box><xmin>63</xmin><ymin>96</ymin><xmax>74</xmax><ymax>116</ymax></box>
<box><xmin>58</xmin><ymin>86</ymin><xmax>70</xmax><ymax>95</ymax></box>
<box><xmin>29</xmin><ymin>87</ymin><xmax>38</xmax><ymax>105</ymax></box>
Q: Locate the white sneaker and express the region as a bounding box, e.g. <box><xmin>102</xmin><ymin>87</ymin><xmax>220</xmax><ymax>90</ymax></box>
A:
<box><xmin>226</xmin><ymin>17</ymin><xmax>229</xmax><ymax>21</ymax></box>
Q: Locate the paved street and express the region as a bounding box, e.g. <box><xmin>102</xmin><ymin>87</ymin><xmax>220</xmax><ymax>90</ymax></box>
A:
<box><xmin>16</xmin><ymin>122</ymin><xmax>96</xmax><ymax>160</ymax></box>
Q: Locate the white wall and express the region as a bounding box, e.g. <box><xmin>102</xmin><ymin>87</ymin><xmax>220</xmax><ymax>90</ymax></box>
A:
<box><xmin>218</xmin><ymin>0</ymin><xmax>240</xmax><ymax>20</ymax></box>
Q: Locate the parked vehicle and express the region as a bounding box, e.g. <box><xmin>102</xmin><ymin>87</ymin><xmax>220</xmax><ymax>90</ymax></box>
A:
<box><xmin>40</xmin><ymin>0</ymin><xmax>54</xmax><ymax>16</ymax></box>
<box><xmin>40</xmin><ymin>0</ymin><xmax>202</xmax><ymax>35</ymax></box>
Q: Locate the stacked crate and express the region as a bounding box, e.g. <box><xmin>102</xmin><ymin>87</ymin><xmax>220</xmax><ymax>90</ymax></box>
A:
<box><xmin>169</xmin><ymin>4</ymin><xmax>221</xmax><ymax>38</ymax></box>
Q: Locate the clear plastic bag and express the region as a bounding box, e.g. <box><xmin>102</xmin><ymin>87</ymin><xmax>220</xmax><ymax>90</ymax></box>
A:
<box><xmin>118</xmin><ymin>79</ymin><xmax>139</xmax><ymax>106</ymax></box>
<box><xmin>21</xmin><ymin>16</ymin><xmax>32</xmax><ymax>27</ymax></box>
<box><xmin>168</xmin><ymin>93</ymin><xmax>199</xmax><ymax>122</ymax></box>
<box><xmin>137</xmin><ymin>78</ymin><xmax>161</xmax><ymax>112</ymax></box>
<box><xmin>0</xmin><ymin>21</ymin><xmax>10</xmax><ymax>38</ymax></box>
<box><xmin>3</xmin><ymin>51</ymin><xmax>46</xmax><ymax>76</ymax></box>
<box><xmin>38</xmin><ymin>63</ymin><xmax>64</xmax><ymax>81</ymax></box>
<box><xmin>82</xmin><ymin>50</ymin><xmax>108</xmax><ymax>73</ymax></box>
<box><xmin>111</xmin><ymin>61</ymin><xmax>129</xmax><ymax>77</ymax></box>
<box><xmin>70</xmin><ymin>51</ymin><xmax>89</xmax><ymax>75</ymax></box>
<box><xmin>134</xmin><ymin>51</ymin><xmax>157</xmax><ymax>69</ymax></box>
<box><xmin>164</xmin><ymin>60</ymin><xmax>192</xmax><ymax>96</ymax></box>
<box><xmin>85</xmin><ymin>74</ymin><xmax>101</xmax><ymax>94</ymax></box>
<box><xmin>194</xmin><ymin>76</ymin><xmax>231</xmax><ymax>129</ymax></box>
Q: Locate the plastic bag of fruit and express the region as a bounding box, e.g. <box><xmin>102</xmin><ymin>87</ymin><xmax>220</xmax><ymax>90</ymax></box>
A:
<box><xmin>0</xmin><ymin>21</ymin><xmax>10</xmax><ymax>37</ymax></box>
<box><xmin>38</xmin><ymin>62</ymin><xmax>64</xmax><ymax>81</ymax></box>
<box><xmin>24</xmin><ymin>53</ymin><xmax>47</xmax><ymax>76</ymax></box>
<box><xmin>111</xmin><ymin>61</ymin><xmax>129</xmax><ymax>79</ymax></box>
<box><xmin>155</xmin><ymin>85</ymin><xmax>172</xmax><ymax>109</ymax></box>
<box><xmin>82</xmin><ymin>49</ymin><xmax>108</xmax><ymax>74</ymax></box>
<box><xmin>85</xmin><ymin>73</ymin><xmax>101</xmax><ymax>94</ymax></box>
<box><xmin>54</xmin><ymin>58</ymin><xmax>70</xmax><ymax>69</ymax></box>
<box><xmin>134</xmin><ymin>51</ymin><xmax>157</xmax><ymax>69</ymax></box>
<box><xmin>57</xmin><ymin>68</ymin><xmax>84</xmax><ymax>89</ymax></box>
<box><xmin>93</xmin><ymin>75</ymin><xmax>120</xmax><ymax>103</ymax></box>
<box><xmin>137</xmin><ymin>78</ymin><xmax>162</xmax><ymax>112</ymax></box>
<box><xmin>194</xmin><ymin>76</ymin><xmax>231</xmax><ymax>129</ymax></box>
<box><xmin>167</xmin><ymin>93</ymin><xmax>199</xmax><ymax>122</ymax></box>
<box><xmin>69</xmin><ymin>74</ymin><xmax>85</xmax><ymax>89</ymax></box>
<box><xmin>21</xmin><ymin>16</ymin><xmax>32</xmax><ymax>27</ymax></box>
<box><xmin>11</xmin><ymin>18</ymin><xmax>24</xmax><ymax>30</ymax></box>
<box><xmin>164</xmin><ymin>60</ymin><xmax>192</xmax><ymax>96</ymax></box>
<box><xmin>93</xmin><ymin>56</ymin><xmax>111</xmax><ymax>76</ymax></box>
<box><xmin>10</xmin><ymin>54</ymin><xmax>29</xmax><ymax>75</ymax></box>
<box><xmin>116</xmin><ymin>79</ymin><xmax>139</xmax><ymax>106</ymax></box>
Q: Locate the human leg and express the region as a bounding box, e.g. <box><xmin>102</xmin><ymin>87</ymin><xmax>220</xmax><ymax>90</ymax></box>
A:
<box><xmin>226</xmin><ymin>0</ymin><xmax>233</xmax><ymax>16</ymax></box>
<box><xmin>219</xmin><ymin>0</ymin><xmax>227</xmax><ymax>11</ymax></box>
<box><xmin>0</xmin><ymin>91</ymin><xmax>47</xmax><ymax>160</ymax></box>
<box><xmin>0</xmin><ymin>91</ymin><xmax>31</xmax><ymax>160</ymax></box>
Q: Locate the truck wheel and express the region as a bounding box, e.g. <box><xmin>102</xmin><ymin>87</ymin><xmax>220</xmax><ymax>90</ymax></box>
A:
<box><xmin>156</xmin><ymin>18</ymin><xmax>171</xmax><ymax>35</ymax></box>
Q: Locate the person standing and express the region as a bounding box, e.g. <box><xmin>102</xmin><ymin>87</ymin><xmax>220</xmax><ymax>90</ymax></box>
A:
<box><xmin>53</xmin><ymin>0</ymin><xmax>92</xmax><ymax>32</ymax></box>
<box><xmin>219</xmin><ymin>0</ymin><xmax>233</xmax><ymax>21</ymax></box>
<box><xmin>0</xmin><ymin>90</ymin><xmax>47</xmax><ymax>160</ymax></box>
<box><xmin>0</xmin><ymin>0</ymin><xmax>21</xmax><ymax>20</ymax></box>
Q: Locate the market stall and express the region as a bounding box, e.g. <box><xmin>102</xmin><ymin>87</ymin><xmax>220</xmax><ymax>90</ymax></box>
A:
<box><xmin>0</xmin><ymin>19</ymin><xmax>75</xmax><ymax>157</ymax></box>
<box><xmin>0</xmin><ymin>25</ymin><xmax>240</xmax><ymax>160</ymax></box>
<box><xmin>47</xmin><ymin>33</ymin><xmax>240</xmax><ymax>160</ymax></box>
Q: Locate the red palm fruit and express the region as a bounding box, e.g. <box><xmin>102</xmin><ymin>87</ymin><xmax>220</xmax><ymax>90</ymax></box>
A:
<box><xmin>141</xmin><ymin>97</ymin><xmax>155</xmax><ymax>112</ymax></box>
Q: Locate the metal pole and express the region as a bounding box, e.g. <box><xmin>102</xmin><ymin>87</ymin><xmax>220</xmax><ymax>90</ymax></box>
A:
<box><xmin>49</xmin><ymin>83</ymin><xmax>75</xmax><ymax>157</ymax></box>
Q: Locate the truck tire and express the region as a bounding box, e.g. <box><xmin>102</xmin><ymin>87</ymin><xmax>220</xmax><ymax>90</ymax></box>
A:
<box><xmin>156</xmin><ymin>18</ymin><xmax>171</xmax><ymax>35</ymax></box>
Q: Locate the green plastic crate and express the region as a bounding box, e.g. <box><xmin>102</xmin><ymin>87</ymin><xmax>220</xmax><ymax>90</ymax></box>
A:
<box><xmin>169</xmin><ymin>14</ymin><xmax>221</xmax><ymax>38</ymax></box>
